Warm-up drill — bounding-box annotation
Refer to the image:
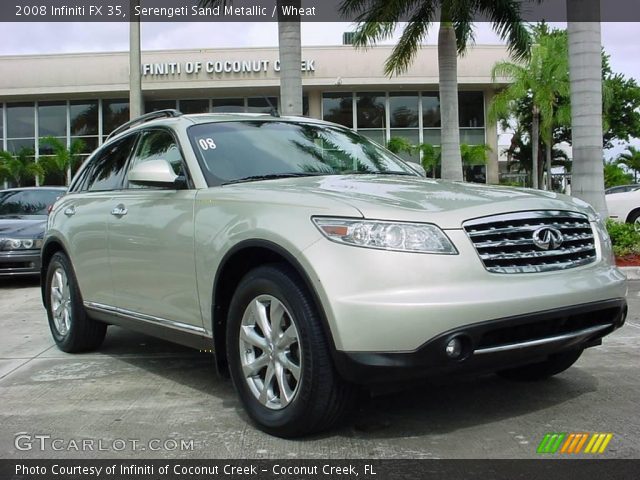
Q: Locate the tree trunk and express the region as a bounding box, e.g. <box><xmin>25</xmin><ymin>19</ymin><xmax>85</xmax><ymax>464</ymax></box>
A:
<box><xmin>567</xmin><ymin>0</ymin><xmax>607</xmax><ymax>216</ymax></box>
<box><xmin>546</xmin><ymin>126</ymin><xmax>553</xmax><ymax>191</ymax></box>
<box><xmin>277</xmin><ymin>0</ymin><xmax>302</xmax><ymax>116</ymax></box>
<box><xmin>438</xmin><ymin>22</ymin><xmax>463</xmax><ymax>181</ymax></box>
<box><xmin>532</xmin><ymin>107</ymin><xmax>539</xmax><ymax>189</ymax></box>
<box><xmin>129</xmin><ymin>0</ymin><xmax>143</xmax><ymax>119</ymax></box>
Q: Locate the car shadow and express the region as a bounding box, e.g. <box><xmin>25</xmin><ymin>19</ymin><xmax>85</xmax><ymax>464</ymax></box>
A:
<box><xmin>0</xmin><ymin>276</ymin><xmax>41</xmax><ymax>289</ymax></box>
<box><xmin>96</xmin><ymin>327</ymin><xmax>598</xmax><ymax>440</ymax></box>
<box><xmin>335</xmin><ymin>369</ymin><xmax>598</xmax><ymax>439</ymax></box>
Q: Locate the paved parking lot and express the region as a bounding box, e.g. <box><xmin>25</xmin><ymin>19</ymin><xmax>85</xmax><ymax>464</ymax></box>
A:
<box><xmin>1</xmin><ymin>277</ymin><xmax>639</xmax><ymax>459</ymax></box>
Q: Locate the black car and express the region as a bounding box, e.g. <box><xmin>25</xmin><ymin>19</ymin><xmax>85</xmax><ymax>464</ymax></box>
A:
<box><xmin>0</xmin><ymin>187</ymin><xmax>67</xmax><ymax>277</ymax></box>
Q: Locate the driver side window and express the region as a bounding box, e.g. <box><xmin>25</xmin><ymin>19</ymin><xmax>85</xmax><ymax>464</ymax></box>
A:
<box><xmin>127</xmin><ymin>129</ymin><xmax>186</xmax><ymax>189</ymax></box>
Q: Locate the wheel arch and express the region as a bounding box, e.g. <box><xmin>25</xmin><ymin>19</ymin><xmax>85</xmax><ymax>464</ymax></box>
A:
<box><xmin>211</xmin><ymin>239</ymin><xmax>335</xmax><ymax>376</ymax></box>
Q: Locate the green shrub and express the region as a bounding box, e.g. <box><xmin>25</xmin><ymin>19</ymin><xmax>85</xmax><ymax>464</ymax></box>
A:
<box><xmin>606</xmin><ymin>219</ymin><xmax>640</xmax><ymax>256</ymax></box>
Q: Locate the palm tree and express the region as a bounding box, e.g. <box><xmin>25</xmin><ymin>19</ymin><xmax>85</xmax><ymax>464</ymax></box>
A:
<box><xmin>0</xmin><ymin>148</ymin><xmax>45</xmax><ymax>187</ymax></box>
<box><xmin>39</xmin><ymin>136</ymin><xmax>86</xmax><ymax>185</ymax></box>
<box><xmin>200</xmin><ymin>0</ymin><xmax>302</xmax><ymax>115</ymax></box>
<box><xmin>567</xmin><ymin>0</ymin><xmax>607</xmax><ymax>216</ymax></box>
<box><xmin>489</xmin><ymin>29</ymin><xmax>570</xmax><ymax>190</ymax></box>
<box><xmin>616</xmin><ymin>146</ymin><xmax>640</xmax><ymax>182</ymax></box>
<box><xmin>339</xmin><ymin>0</ymin><xmax>530</xmax><ymax>182</ymax></box>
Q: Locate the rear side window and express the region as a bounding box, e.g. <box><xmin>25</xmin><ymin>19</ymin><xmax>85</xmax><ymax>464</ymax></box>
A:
<box><xmin>85</xmin><ymin>135</ymin><xmax>137</xmax><ymax>192</ymax></box>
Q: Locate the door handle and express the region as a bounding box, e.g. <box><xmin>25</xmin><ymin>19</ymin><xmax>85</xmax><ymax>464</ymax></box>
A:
<box><xmin>110</xmin><ymin>205</ymin><xmax>128</xmax><ymax>217</ymax></box>
<box><xmin>63</xmin><ymin>206</ymin><xmax>76</xmax><ymax>217</ymax></box>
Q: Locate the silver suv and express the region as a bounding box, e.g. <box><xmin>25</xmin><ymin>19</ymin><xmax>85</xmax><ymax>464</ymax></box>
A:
<box><xmin>42</xmin><ymin>110</ymin><xmax>627</xmax><ymax>437</ymax></box>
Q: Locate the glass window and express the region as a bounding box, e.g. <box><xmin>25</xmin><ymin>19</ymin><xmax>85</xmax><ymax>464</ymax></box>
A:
<box><xmin>459</xmin><ymin>91</ymin><xmax>484</xmax><ymax>128</ymax></box>
<box><xmin>389</xmin><ymin>93</ymin><xmax>419</xmax><ymax>128</ymax></box>
<box><xmin>38</xmin><ymin>102</ymin><xmax>67</xmax><ymax>137</ymax></box>
<box><xmin>128</xmin><ymin>130</ymin><xmax>184</xmax><ymax>189</ymax></box>
<box><xmin>356</xmin><ymin>92</ymin><xmax>385</xmax><ymax>129</ymax></box>
<box><xmin>247</xmin><ymin>97</ymin><xmax>278</xmax><ymax>113</ymax></box>
<box><xmin>358</xmin><ymin>129</ymin><xmax>387</xmax><ymax>147</ymax></box>
<box><xmin>422</xmin><ymin>129</ymin><xmax>441</xmax><ymax>146</ymax></box>
<box><xmin>322</xmin><ymin>93</ymin><xmax>353</xmax><ymax>128</ymax></box>
<box><xmin>7</xmin><ymin>103</ymin><xmax>35</xmax><ymax>138</ymax></box>
<box><xmin>0</xmin><ymin>104</ymin><xmax>3</xmax><ymax>139</ymax></box>
<box><xmin>212</xmin><ymin>98</ymin><xmax>244</xmax><ymax>113</ymax></box>
<box><xmin>460</xmin><ymin>128</ymin><xmax>486</xmax><ymax>145</ymax></box>
<box><xmin>102</xmin><ymin>99</ymin><xmax>130</xmax><ymax>136</ymax></box>
<box><xmin>145</xmin><ymin>100</ymin><xmax>176</xmax><ymax>113</ymax></box>
<box><xmin>0</xmin><ymin>189</ymin><xmax>65</xmax><ymax>216</ymax></box>
<box><xmin>86</xmin><ymin>134</ymin><xmax>136</xmax><ymax>191</ymax></box>
<box><xmin>70</xmin><ymin>101</ymin><xmax>98</xmax><ymax>136</ymax></box>
<box><xmin>38</xmin><ymin>137</ymin><xmax>67</xmax><ymax>156</ymax></box>
<box><xmin>180</xmin><ymin>99</ymin><xmax>209</xmax><ymax>114</ymax></box>
<box><xmin>422</xmin><ymin>93</ymin><xmax>441</xmax><ymax>128</ymax></box>
<box><xmin>189</xmin><ymin>121</ymin><xmax>415</xmax><ymax>186</ymax></box>
<box><xmin>7</xmin><ymin>139</ymin><xmax>35</xmax><ymax>154</ymax></box>
<box><xmin>389</xmin><ymin>129</ymin><xmax>420</xmax><ymax>162</ymax></box>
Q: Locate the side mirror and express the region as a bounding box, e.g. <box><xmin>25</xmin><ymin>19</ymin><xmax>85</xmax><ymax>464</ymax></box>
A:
<box><xmin>128</xmin><ymin>159</ymin><xmax>181</xmax><ymax>188</ymax></box>
<box><xmin>405</xmin><ymin>161</ymin><xmax>427</xmax><ymax>177</ymax></box>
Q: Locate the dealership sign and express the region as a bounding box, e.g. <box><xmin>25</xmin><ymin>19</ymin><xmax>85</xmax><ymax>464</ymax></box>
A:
<box><xmin>142</xmin><ymin>59</ymin><xmax>316</xmax><ymax>77</ymax></box>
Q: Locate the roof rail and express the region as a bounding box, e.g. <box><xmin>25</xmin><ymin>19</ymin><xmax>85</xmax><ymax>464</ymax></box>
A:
<box><xmin>106</xmin><ymin>109</ymin><xmax>182</xmax><ymax>141</ymax></box>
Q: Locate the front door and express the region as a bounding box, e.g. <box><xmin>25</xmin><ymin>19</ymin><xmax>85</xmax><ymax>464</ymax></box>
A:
<box><xmin>107</xmin><ymin>128</ymin><xmax>203</xmax><ymax>331</ymax></box>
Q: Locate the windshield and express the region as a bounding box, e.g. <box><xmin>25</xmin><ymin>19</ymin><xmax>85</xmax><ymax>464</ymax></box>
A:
<box><xmin>0</xmin><ymin>189</ymin><xmax>64</xmax><ymax>216</ymax></box>
<box><xmin>188</xmin><ymin>120</ymin><xmax>416</xmax><ymax>185</ymax></box>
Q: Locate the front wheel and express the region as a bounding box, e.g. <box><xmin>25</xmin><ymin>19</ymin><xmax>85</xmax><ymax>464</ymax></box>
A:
<box><xmin>497</xmin><ymin>348</ymin><xmax>584</xmax><ymax>381</ymax></box>
<box><xmin>226</xmin><ymin>264</ymin><xmax>354</xmax><ymax>437</ymax></box>
<box><xmin>45</xmin><ymin>252</ymin><xmax>106</xmax><ymax>353</ymax></box>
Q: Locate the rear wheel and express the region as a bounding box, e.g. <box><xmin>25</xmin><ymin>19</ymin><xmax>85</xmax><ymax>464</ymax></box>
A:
<box><xmin>226</xmin><ymin>264</ymin><xmax>354</xmax><ymax>437</ymax></box>
<box><xmin>497</xmin><ymin>348</ymin><xmax>584</xmax><ymax>381</ymax></box>
<box><xmin>627</xmin><ymin>210</ymin><xmax>640</xmax><ymax>232</ymax></box>
<box><xmin>45</xmin><ymin>252</ymin><xmax>106</xmax><ymax>353</ymax></box>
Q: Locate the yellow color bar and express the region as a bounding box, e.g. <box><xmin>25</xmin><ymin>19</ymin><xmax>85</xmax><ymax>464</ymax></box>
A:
<box><xmin>598</xmin><ymin>434</ymin><xmax>613</xmax><ymax>453</ymax></box>
<box><xmin>584</xmin><ymin>434</ymin><xmax>599</xmax><ymax>453</ymax></box>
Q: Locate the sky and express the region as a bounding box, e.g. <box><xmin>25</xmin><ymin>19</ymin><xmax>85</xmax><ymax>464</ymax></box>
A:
<box><xmin>1</xmin><ymin>21</ymin><xmax>639</xmax><ymax>157</ymax></box>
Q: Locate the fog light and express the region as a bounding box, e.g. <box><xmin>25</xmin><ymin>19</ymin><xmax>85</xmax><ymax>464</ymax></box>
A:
<box><xmin>445</xmin><ymin>338</ymin><xmax>463</xmax><ymax>359</ymax></box>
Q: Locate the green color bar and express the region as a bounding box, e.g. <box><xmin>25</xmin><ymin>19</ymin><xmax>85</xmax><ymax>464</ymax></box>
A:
<box><xmin>537</xmin><ymin>434</ymin><xmax>553</xmax><ymax>454</ymax></box>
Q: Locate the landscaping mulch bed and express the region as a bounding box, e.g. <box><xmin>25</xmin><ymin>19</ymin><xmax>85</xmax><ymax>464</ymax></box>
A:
<box><xmin>616</xmin><ymin>255</ymin><xmax>640</xmax><ymax>267</ymax></box>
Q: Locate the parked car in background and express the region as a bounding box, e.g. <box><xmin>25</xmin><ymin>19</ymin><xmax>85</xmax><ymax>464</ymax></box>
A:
<box><xmin>42</xmin><ymin>111</ymin><xmax>627</xmax><ymax>437</ymax></box>
<box><xmin>605</xmin><ymin>184</ymin><xmax>640</xmax><ymax>195</ymax></box>
<box><xmin>606</xmin><ymin>188</ymin><xmax>640</xmax><ymax>229</ymax></box>
<box><xmin>0</xmin><ymin>187</ymin><xmax>66</xmax><ymax>277</ymax></box>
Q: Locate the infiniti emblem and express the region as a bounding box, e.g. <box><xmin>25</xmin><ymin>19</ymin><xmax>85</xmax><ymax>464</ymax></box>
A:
<box><xmin>532</xmin><ymin>227</ymin><xmax>564</xmax><ymax>250</ymax></box>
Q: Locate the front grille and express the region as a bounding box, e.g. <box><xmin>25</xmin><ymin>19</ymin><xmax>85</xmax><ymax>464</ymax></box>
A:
<box><xmin>463</xmin><ymin>211</ymin><xmax>597</xmax><ymax>274</ymax></box>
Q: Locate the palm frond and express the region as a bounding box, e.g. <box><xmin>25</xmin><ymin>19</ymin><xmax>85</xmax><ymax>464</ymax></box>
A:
<box><xmin>384</xmin><ymin>6</ymin><xmax>437</xmax><ymax>75</ymax></box>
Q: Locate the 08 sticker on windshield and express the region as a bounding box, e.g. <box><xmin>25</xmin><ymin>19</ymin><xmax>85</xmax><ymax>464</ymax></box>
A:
<box><xmin>198</xmin><ymin>138</ymin><xmax>217</xmax><ymax>150</ymax></box>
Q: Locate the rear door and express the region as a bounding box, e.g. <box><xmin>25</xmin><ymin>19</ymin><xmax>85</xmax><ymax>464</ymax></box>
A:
<box><xmin>56</xmin><ymin>134</ymin><xmax>137</xmax><ymax>306</ymax></box>
<box><xmin>107</xmin><ymin>128</ymin><xmax>203</xmax><ymax>331</ymax></box>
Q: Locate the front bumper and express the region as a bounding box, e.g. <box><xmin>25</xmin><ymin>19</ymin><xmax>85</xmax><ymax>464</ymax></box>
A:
<box><xmin>0</xmin><ymin>250</ymin><xmax>41</xmax><ymax>277</ymax></box>
<box><xmin>333</xmin><ymin>298</ymin><xmax>627</xmax><ymax>383</ymax></box>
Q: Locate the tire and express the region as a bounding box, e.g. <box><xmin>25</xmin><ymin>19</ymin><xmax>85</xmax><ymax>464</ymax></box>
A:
<box><xmin>44</xmin><ymin>252</ymin><xmax>107</xmax><ymax>353</ymax></box>
<box><xmin>496</xmin><ymin>348</ymin><xmax>584</xmax><ymax>382</ymax></box>
<box><xmin>627</xmin><ymin>210</ymin><xmax>640</xmax><ymax>232</ymax></box>
<box><xmin>226</xmin><ymin>264</ymin><xmax>355</xmax><ymax>437</ymax></box>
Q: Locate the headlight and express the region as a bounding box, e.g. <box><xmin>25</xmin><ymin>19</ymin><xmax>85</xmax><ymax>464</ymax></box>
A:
<box><xmin>0</xmin><ymin>238</ymin><xmax>43</xmax><ymax>251</ymax></box>
<box><xmin>312</xmin><ymin>217</ymin><xmax>457</xmax><ymax>254</ymax></box>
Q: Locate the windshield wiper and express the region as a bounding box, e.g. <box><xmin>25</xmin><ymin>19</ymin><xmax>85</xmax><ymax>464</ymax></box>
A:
<box><xmin>221</xmin><ymin>172</ymin><xmax>330</xmax><ymax>186</ymax></box>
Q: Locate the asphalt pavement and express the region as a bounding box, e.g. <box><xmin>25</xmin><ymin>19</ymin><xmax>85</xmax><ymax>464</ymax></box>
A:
<box><xmin>1</xmin><ymin>277</ymin><xmax>638</xmax><ymax>459</ymax></box>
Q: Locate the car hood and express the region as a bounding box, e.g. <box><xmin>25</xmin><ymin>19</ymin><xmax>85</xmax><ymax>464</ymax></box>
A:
<box><xmin>229</xmin><ymin>175</ymin><xmax>594</xmax><ymax>229</ymax></box>
<box><xmin>0</xmin><ymin>216</ymin><xmax>48</xmax><ymax>238</ymax></box>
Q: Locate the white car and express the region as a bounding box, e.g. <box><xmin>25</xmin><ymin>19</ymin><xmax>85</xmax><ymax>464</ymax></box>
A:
<box><xmin>606</xmin><ymin>189</ymin><xmax>640</xmax><ymax>228</ymax></box>
<box><xmin>43</xmin><ymin>111</ymin><xmax>628</xmax><ymax>437</ymax></box>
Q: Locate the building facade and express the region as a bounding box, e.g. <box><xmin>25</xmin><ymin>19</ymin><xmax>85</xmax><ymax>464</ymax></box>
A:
<box><xmin>0</xmin><ymin>44</ymin><xmax>509</xmax><ymax>184</ymax></box>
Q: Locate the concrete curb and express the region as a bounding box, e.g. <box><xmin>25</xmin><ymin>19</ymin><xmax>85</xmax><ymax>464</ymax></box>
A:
<box><xmin>618</xmin><ymin>267</ymin><xmax>640</xmax><ymax>280</ymax></box>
